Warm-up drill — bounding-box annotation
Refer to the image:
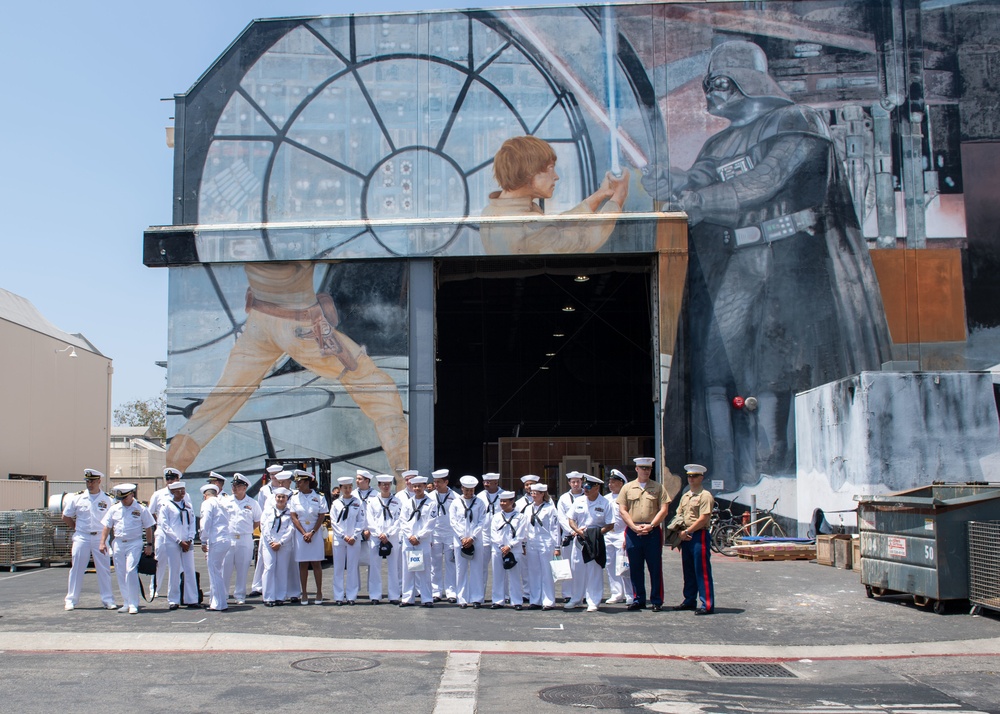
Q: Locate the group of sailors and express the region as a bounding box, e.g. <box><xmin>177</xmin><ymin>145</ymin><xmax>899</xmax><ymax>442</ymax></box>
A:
<box><xmin>62</xmin><ymin>457</ymin><xmax>716</xmax><ymax>615</ymax></box>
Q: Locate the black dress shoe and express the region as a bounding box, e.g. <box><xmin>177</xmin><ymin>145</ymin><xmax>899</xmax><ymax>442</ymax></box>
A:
<box><xmin>264</xmin><ymin>601</ymin><xmax>275</xmax><ymax>607</ymax></box>
<box><xmin>422</xmin><ymin>602</ymin><xmax>434</xmax><ymax>608</ymax></box>
<box><xmin>651</xmin><ymin>604</ymin><xmax>662</xmax><ymax>612</ymax></box>
<box><xmin>399</xmin><ymin>601</ymin><xmax>413</xmax><ymax>607</ymax></box>
<box><xmin>491</xmin><ymin>603</ymin><xmax>503</xmax><ymax>609</ymax></box>
<box><xmin>389</xmin><ymin>600</ymin><xmax>401</xmax><ymax>605</ymax></box>
<box><xmin>347</xmin><ymin>600</ymin><xmax>355</xmax><ymax>606</ymax></box>
<box><xmin>626</xmin><ymin>602</ymin><xmax>645</xmax><ymax>611</ymax></box>
<box><xmin>672</xmin><ymin>603</ymin><xmax>696</xmax><ymax>611</ymax></box>
<box><xmin>542</xmin><ymin>605</ymin><xmax>554</xmax><ymax>611</ymax></box>
<box><xmin>514</xmin><ymin>604</ymin><xmax>523</xmax><ymax>611</ymax></box>
<box><xmin>459</xmin><ymin>603</ymin><xmax>468</xmax><ymax>609</ymax></box>
<box><xmin>695</xmin><ymin>607</ymin><xmax>713</xmax><ymax>615</ymax></box>
<box><xmin>371</xmin><ymin>599</ymin><xmax>380</xmax><ymax>605</ymax></box>
<box><xmin>335</xmin><ymin>600</ymin><xmax>345</xmax><ymax>606</ymax></box>
<box><xmin>472</xmin><ymin>602</ymin><xmax>482</xmax><ymax>609</ymax></box>
<box><xmin>447</xmin><ymin>597</ymin><xmax>457</xmax><ymax>604</ymax></box>
<box><xmin>248</xmin><ymin>591</ymin><xmax>262</xmax><ymax>598</ymax></box>
<box><xmin>433</xmin><ymin>596</ymin><xmax>442</xmax><ymax>603</ymax></box>
<box><xmin>289</xmin><ymin>597</ymin><xmax>300</xmax><ymax>604</ymax></box>
<box><xmin>168</xmin><ymin>604</ymin><xmax>179</xmax><ymax>611</ymax></box>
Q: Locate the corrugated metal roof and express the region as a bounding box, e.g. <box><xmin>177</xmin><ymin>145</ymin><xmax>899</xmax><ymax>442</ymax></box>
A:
<box><xmin>0</xmin><ymin>287</ymin><xmax>103</xmax><ymax>355</ymax></box>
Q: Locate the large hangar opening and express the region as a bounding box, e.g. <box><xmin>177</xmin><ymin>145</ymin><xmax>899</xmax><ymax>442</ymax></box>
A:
<box><xmin>434</xmin><ymin>256</ymin><xmax>655</xmax><ymax>483</ymax></box>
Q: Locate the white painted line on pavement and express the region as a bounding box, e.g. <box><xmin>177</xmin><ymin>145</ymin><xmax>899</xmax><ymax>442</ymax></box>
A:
<box><xmin>0</xmin><ymin>569</ymin><xmax>48</xmax><ymax>581</ymax></box>
<box><xmin>171</xmin><ymin>618</ymin><xmax>207</xmax><ymax>625</ymax></box>
<box><xmin>432</xmin><ymin>651</ymin><xmax>479</xmax><ymax>714</ymax></box>
<box><xmin>533</xmin><ymin>623</ymin><xmax>564</xmax><ymax>631</ymax></box>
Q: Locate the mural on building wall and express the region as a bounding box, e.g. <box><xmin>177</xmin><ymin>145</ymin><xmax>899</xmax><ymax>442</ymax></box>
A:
<box><xmin>159</xmin><ymin>2</ymin><xmax>1000</xmax><ymax>493</ymax></box>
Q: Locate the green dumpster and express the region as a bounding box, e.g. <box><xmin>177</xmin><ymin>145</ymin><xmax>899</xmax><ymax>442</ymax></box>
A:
<box><xmin>858</xmin><ymin>483</ymin><xmax>1000</xmax><ymax>613</ymax></box>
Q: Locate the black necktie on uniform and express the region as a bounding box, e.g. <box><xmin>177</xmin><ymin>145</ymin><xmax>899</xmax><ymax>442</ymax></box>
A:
<box><xmin>486</xmin><ymin>493</ymin><xmax>499</xmax><ymax>515</ymax></box>
<box><xmin>410</xmin><ymin>498</ymin><xmax>426</xmax><ymax>522</ymax></box>
<box><xmin>272</xmin><ymin>508</ymin><xmax>283</xmax><ymax>532</ymax></box>
<box><xmin>531</xmin><ymin>506</ymin><xmax>543</xmax><ymax>527</ymax></box>
<box><xmin>498</xmin><ymin>513</ymin><xmax>516</xmax><ymax>538</ymax></box>
<box><xmin>462</xmin><ymin>499</ymin><xmax>475</xmax><ymax>523</ymax></box>
<box><xmin>337</xmin><ymin>499</ymin><xmax>353</xmax><ymax>523</ymax></box>
<box><xmin>381</xmin><ymin>497</ymin><xmax>394</xmax><ymax>522</ymax></box>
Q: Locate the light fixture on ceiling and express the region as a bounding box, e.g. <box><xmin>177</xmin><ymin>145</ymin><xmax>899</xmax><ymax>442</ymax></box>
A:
<box><xmin>574</xmin><ymin>275</ymin><xmax>589</xmax><ymax>282</ymax></box>
<box><xmin>540</xmin><ymin>366</ymin><xmax>550</xmax><ymax>370</ymax></box>
<box><xmin>562</xmin><ymin>305</ymin><xmax>575</xmax><ymax>312</ymax></box>
<box><xmin>55</xmin><ymin>345</ymin><xmax>78</xmax><ymax>358</ymax></box>
<box><xmin>545</xmin><ymin>352</ymin><xmax>556</xmax><ymax>357</ymax></box>
<box><xmin>553</xmin><ymin>332</ymin><xmax>565</xmax><ymax>338</ymax></box>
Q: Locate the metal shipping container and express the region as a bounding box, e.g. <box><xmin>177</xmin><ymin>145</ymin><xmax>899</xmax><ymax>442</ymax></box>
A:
<box><xmin>858</xmin><ymin>483</ymin><xmax>1000</xmax><ymax>613</ymax></box>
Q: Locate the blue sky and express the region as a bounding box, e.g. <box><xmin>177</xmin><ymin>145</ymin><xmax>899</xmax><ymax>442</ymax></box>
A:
<box><xmin>0</xmin><ymin>0</ymin><xmax>563</xmax><ymax>411</ymax></box>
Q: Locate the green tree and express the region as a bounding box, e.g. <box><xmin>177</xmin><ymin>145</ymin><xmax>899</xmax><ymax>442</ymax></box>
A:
<box><xmin>114</xmin><ymin>394</ymin><xmax>166</xmax><ymax>440</ymax></box>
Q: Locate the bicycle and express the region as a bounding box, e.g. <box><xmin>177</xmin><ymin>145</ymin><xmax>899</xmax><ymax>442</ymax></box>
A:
<box><xmin>709</xmin><ymin>502</ymin><xmax>741</xmax><ymax>555</ymax></box>
<box><xmin>713</xmin><ymin>498</ymin><xmax>785</xmax><ymax>557</ymax></box>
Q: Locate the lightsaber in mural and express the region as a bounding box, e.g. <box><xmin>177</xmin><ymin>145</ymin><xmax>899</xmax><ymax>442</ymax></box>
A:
<box><xmin>603</xmin><ymin>4</ymin><xmax>622</xmax><ymax>178</ymax></box>
<box><xmin>504</xmin><ymin>11</ymin><xmax>648</xmax><ymax>169</ymax></box>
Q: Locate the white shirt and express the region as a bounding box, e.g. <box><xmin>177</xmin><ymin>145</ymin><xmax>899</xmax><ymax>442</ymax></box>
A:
<box><xmin>570</xmin><ymin>495</ymin><xmax>615</xmax><ymax>531</ymax></box>
<box><xmin>63</xmin><ymin>490</ymin><xmax>113</xmax><ymax>534</ymax></box>
<box><xmin>557</xmin><ymin>490</ymin><xmax>585</xmax><ymax>533</ymax></box>
<box><xmin>431</xmin><ymin>488</ymin><xmax>458</xmax><ymax>539</ymax></box>
<box><xmin>525</xmin><ymin>501</ymin><xmax>560</xmax><ymax>551</ymax></box>
<box><xmin>102</xmin><ymin>500</ymin><xmax>154</xmax><ymax>541</ymax></box>
<box><xmin>199</xmin><ymin>496</ymin><xmax>231</xmax><ymax>545</ymax></box>
<box><xmin>490</xmin><ymin>509</ymin><xmax>525</xmax><ymax>550</ymax></box>
<box><xmin>290</xmin><ymin>490</ymin><xmax>329</xmax><ymax>533</ymax></box>
<box><xmin>330</xmin><ymin>496</ymin><xmax>365</xmax><ymax>544</ymax></box>
<box><xmin>149</xmin><ymin>487</ymin><xmax>192</xmax><ymax>520</ymax></box>
<box><xmin>475</xmin><ymin>489</ymin><xmax>502</xmax><ymax>543</ymax></box>
<box><xmin>399</xmin><ymin>496</ymin><xmax>436</xmax><ymax>543</ymax></box>
<box><xmin>228</xmin><ymin>495</ymin><xmax>262</xmax><ymax>537</ymax></box>
<box><xmin>260</xmin><ymin>506</ymin><xmax>294</xmax><ymax>547</ymax></box>
<box><xmin>366</xmin><ymin>494</ymin><xmax>402</xmax><ymax>540</ymax></box>
<box><xmin>159</xmin><ymin>496</ymin><xmax>196</xmax><ymax>544</ymax></box>
<box><xmin>448</xmin><ymin>496</ymin><xmax>486</xmax><ymax>543</ymax></box>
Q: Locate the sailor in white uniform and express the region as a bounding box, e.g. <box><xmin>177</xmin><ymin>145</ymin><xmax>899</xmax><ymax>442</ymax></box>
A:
<box><xmin>556</xmin><ymin>471</ymin><xmax>586</xmax><ymax>601</ymax></box>
<box><xmin>198</xmin><ymin>482</ymin><xmax>231</xmax><ymax>611</ymax></box>
<box><xmin>224</xmin><ymin>473</ymin><xmax>261</xmax><ymax>604</ymax></box>
<box><xmin>62</xmin><ymin>469</ymin><xmax>117</xmax><ymax>611</ymax></box>
<box><xmin>289</xmin><ymin>470</ymin><xmax>329</xmax><ymax>605</ymax></box>
<box><xmin>355</xmin><ymin>469</ymin><xmax>376</xmax><ymax>592</ymax></box>
<box><xmin>525</xmin><ymin>483</ymin><xmax>561</xmax><ymax>610</ymax></box>
<box><xmin>475</xmin><ymin>473</ymin><xmax>502</xmax><ymax>586</ymax></box>
<box><xmin>99</xmin><ymin>483</ymin><xmax>154</xmax><ymax>614</ymax></box>
<box><xmin>330</xmin><ymin>475</ymin><xmax>366</xmax><ymax>605</ymax></box>
<box><xmin>515</xmin><ymin>474</ymin><xmax>540</xmax><ymax>603</ymax></box>
<box><xmin>448</xmin><ymin>475</ymin><xmax>486</xmax><ymax>608</ymax></box>
<box><xmin>366</xmin><ymin>474</ymin><xmax>402</xmax><ymax>604</ymax></box>
<box><xmin>399</xmin><ymin>475</ymin><xmax>436</xmax><ymax>606</ymax></box>
<box><xmin>159</xmin><ymin>480</ymin><xmax>199</xmax><ymax>609</ymax></box>
<box><xmin>147</xmin><ymin>467</ymin><xmax>191</xmax><ymax>597</ymax></box>
<box><xmin>250</xmin><ymin>464</ymin><xmax>283</xmax><ymax>596</ymax></box>
<box><xmin>260</xmin><ymin>487</ymin><xmax>295</xmax><ymax>606</ymax></box>
<box><xmin>604</xmin><ymin>469</ymin><xmax>632</xmax><ymax>605</ymax></box>
<box><xmin>567</xmin><ymin>475</ymin><xmax>615</xmax><ymax>612</ymax></box>
<box><xmin>490</xmin><ymin>490</ymin><xmax>526</xmax><ymax>609</ymax></box>
<box><xmin>429</xmin><ymin>468</ymin><xmax>458</xmax><ymax>602</ymax></box>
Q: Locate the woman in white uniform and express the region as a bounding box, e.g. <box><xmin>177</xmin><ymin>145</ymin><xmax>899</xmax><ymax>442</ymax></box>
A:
<box><xmin>604</xmin><ymin>469</ymin><xmax>632</xmax><ymax>605</ymax></box>
<box><xmin>289</xmin><ymin>471</ymin><xmax>329</xmax><ymax>605</ymax></box>
<box><xmin>260</xmin><ymin>487</ymin><xmax>296</xmax><ymax>606</ymax></box>
<box><xmin>525</xmin><ymin>483</ymin><xmax>561</xmax><ymax>610</ymax></box>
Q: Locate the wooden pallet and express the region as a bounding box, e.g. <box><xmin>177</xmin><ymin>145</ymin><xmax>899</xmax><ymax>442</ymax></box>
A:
<box><xmin>735</xmin><ymin>543</ymin><xmax>817</xmax><ymax>562</ymax></box>
<box><xmin>738</xmin><ymin>550</ymin><xmax>815</xmax><ymax>562</ymax></box>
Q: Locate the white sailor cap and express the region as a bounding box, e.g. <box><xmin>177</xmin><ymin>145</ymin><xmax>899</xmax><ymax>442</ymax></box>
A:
<box><xmin>272</xmin><ymin>487</ymin><xmax>292</xmax><ymax>497</ymax></box>
<box><xmin>208</xmin><ymin>471</ymin><xmax>225</xmax><ymax>483</ymax></box>
<box><xmin>585</xmin><ymin>474</ymin><xmax>603</xmax><ymax>485</ymax></box>
<box><xmin>232</xmin><ymin>473</ymin><xmax>251</xmax><ymax>487</ymax></box>
<box><xmin>84</xmin><ymin>468</ymin><xmax>104</xmax><ymax>480</ymax></box>
<box><xmin>432</xmin><ymin>469</ymin><xmax>450</xmax><ymax>480</ymax></box>
<box><xmin>633</xmin><ymin>457</ymin><xmax>655</xmax><ymax>467</ymax></box>
<box><xmin>200</xmin><ymin>483</ymin><xmax>219</xmax><ymax>495</ymax></box>
<box><xmin>164</xmin><ymin>467</ymin><xmax>182</xmax><ymax>479</ymax></box>
<box><xmin>609</xmin><ymin>469</ymin><xmax>627</xmax><ymax>483</ymax></box>
<box><xmin>565</xmin><ymin>471</ymin><xmax>583</xmax><ymax>480</ymax></box>
<box><xmin>337</xmin><ymin>476</ymin><xmax>354</xmax><ymax>486</ymax></box>
<box><xmin>294</xmin><ymin>470</ymin><xmax>314</xmax><ymax>481</ymax></box>
<box><xmin>520</xmin><ymin>474</ymin><xmax>540</xmax><ymax>484</ymax></box>
<box><xmin>113</xmin><ymin>483</ymin><xmax>137</xmax><ymax>496</ymax></box>
<box><xmin>530</xmin><ymin>483</ymin><xmax>548</xmax><ymax>492</ymax></box>
<box><xmin>266</xmin><ymin>464</ymin><xmax>284</xmax><ymax>475</ymax></box>
<box><xmin>481</xmin><ymin>472</ymin><xmax>500</xmax><ymax>481</ymax></box>
<box><xmin>168</xmin><ymin>481</ymin><xmax>186</xmax><ymax>491</ymax></box>
<box><xmin>499</xmin><ymin>490</ymin><xmax>516</xmax><ymax>500</ymax></box>
<box><xmin>684</xmin><ymin>463</ymin><xmax>708</xmax><ymax>475</ymax></box>
<box><xmin>459</xmin><ymin>475</ymin><xmax>478</xmax><ymax>489</ymax></box>
<box><xmin>356</xmin><ymin>469</ymin><xmax>373</xmax><ymax>481</ymax></box>
<box><xmin>401</xmin><ymin>469</ymin><xmax>419</xmax><ymax>479</ymax></box>
<box><xmin>410</xmin><ymin>475</ymin><xmax>429</xmax><ymax>484</ymax></box>
<box><xmin>376</xmin><ymin>474</ymin><xmax>394</xmax><ymax>483</ymax></box>
<box><xmin>273</xmin><ymin>470</ymin><xmax>294</xmax><ymax>481</ymax></box>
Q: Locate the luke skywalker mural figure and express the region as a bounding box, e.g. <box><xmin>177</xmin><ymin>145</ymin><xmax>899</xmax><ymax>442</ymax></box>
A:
<box><xmin>166</xmin><ymin>261</ymin><xmax>409</xmax><ymax>473</ymax></box>
<box><xmin>642</xmin><ymin>41</ymin><xmax>891</xmax><ymax>486</ymax></box>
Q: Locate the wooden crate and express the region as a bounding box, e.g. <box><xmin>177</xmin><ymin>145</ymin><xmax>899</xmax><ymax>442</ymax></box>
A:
<box><xmin>852</xmin><ymin>536</ymin><xmax>861</xmax><ymax>572</ymax></box>
<box><xmin>834</xmin><ymin>537</ymin><xmax>853</xmax><ymax>569</ymax></box>
<box><xmin>735</xmin><ymin>542</ymin><xmax>816</xmax><ymax>562</ymax></box>
<box><xmin>816</xmin><ymin>534</ymin><xmax>851</xmax><ymax>566</ymax></box>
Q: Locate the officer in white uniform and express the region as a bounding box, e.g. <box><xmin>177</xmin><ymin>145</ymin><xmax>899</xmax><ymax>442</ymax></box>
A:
<box><xmin>225</xmin><ymin>473</ymin><xmax>261</xmax><ymax>604</ymax></box>
<box><xmin>99</xmin><ymin>483</ymin><xmax>154</xmax><ymax>614</ymax></box>
<box><xmin>429</xmin><ymin>468</ymin><xmax>458</xmax><ymax>602</ymax></box>
<box><xmin>355</xmin><ymin>469</ymin><xmax>376</xmax><ymax>591</ymax></box>
<box><xmin>525</xmin><ymin>483</ymin><xmax>561</xmax><ymax>610</ymax></box>
<box><xmin>62</xmin><ymin>469</ymin><xmax>116</xmax><ymax>611</ymax></box>
<box><xmin>399</xmin><ymin>474</ymin><xmax>436</xmax><ymax>606</ymax></box>
<box><xmin>148</xmin><ymin>467</ymin><xmax>191</xmax><ymax>597</ymax></box>
<box><xmin>250</xmin><ymin>464</ymin><xmax>283</xmax><ymax>596</ymax></box>
<box><xmin>567</xmin><ymin>474</ymin><xmax>615</xmax><ymax>612</ymax></box>
<box><xmin>516</xmin><ymin>474</ymin><xmax>540</xmax><ymax>603</ymax></box>
<box><xmin>260</xmin><ymin>486</ymin><xmax>295</xmax><ymax>605</ymax></box>
<box><xmin>490</xmin><ymin>490</ymin><xmax>526</xmax><ymax>609</ymax></box>
<box><xmin>476</xmin><ymin>473</ymin><xmax>502</xmax><ymax>586</ymax></box>
<box><xmin>207</xmin><ymin>471</ymin><xmax>229</xmax><ymax>498</ymax></box>
<box><xmin>448</xmin><ymin>475</ymin><xmax>486</xmax><ymax>608</ymax></box>
<box><xmin>198</xmin><ymin>482</ymin><xmax>231</xmax><ymax>611</ymax></box>
<box><xmin>289</xmin><ymin>470</ymin><xmax>329</xmax><ymax>605</ymax></box>
<box><xmin>556</xmin><ymin>471</ymin><xmax>586</xmax><ymax>601</ymax></box>
<box><xmin>367</xmin><ymin>473</ymin><xmax>402</xmax><ymax>604</ymax></box>
<box><xmin>159</xmin><ymin>480</ymin><xmax>199</xmax><ymax>610</ymax></box>
<box><xmin>330</xmin><ymin>475</ymin><xmax>365</xmax><ymax>605</ymax></box>
<box><xmin>604</xmin><ymin>469</ymin><xmax>631</xmax><ymax>605</ymax></box>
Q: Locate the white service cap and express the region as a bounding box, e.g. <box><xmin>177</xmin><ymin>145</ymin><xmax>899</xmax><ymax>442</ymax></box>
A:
<box><xmin>499</xmin><ymin>490</ymin><xmax>516</xmax><ymax>500</ymax></box>
<box><xmin>520</xmin><ymin>474</ymin><xmax>540</xmax><ymax>484</ymax></box>
<box><xmin>113</xmin><ymin>483</ymin><xmax>136</xmax><ymax>495</ymax></box>
<box><xmin>294</xmin><ymin>470</ymin><xmax>314</xmax><ymax>481</ymax></box>
<box><xmin>200</xmin><ymin>483</ymin><xmax>219</xmax><ymax>495</ymax></box>
<box><xmin>167</xmin><ymin>481</ymin><xmax>186</xmax><ymax>491</ymax></box>
<box><xmin>402</xmin><ymin>470</ymin><xmax>419</xmax><ymax>479</ymax></box>
<box><xmin>375</xmin><ymin>474</ymin><xmax>394</xmax><ymax>483</ymax></box>
<box><xmin>459</xmin><ymin>475</ymin><xmax>479</xmax><ymax>489</ymax></box>
<box><xmin>84</xmin><ymin>468</ymin><xmax>104</xmax><ymax>479</ymax></box>
<box><xmin>274</xmin><ymin>470</ymin><xmax>294</xmax><ymax>481</ymax></box>
<box><xmin>337</xmin><ymin>476</ymin><xmax>355</xmax><ymax>485</ymax></box>
<box><xmin>410</xmin><ymin>476</ymin><xmax>429</xmax><ymax>484</ymax></box>
<box><xmin>232</xmin><ymin>474</ymin><xmax>251</xmax><ymax>487</ymax></box>
<box><xmin>609</xmin><ymin>469</ymin><xmax>627</xmax><ymax>482</ymax></box>
<box><xmin>164</xmin><ymin>467</ymin><xmax>182</xmax><ymax>478</ymax></box>
<box><xmin>481</xmin><ymin>472</ymin><xmax>500</xmax><ymax>481</ymax></box>
<box><xmin>530</xmin><ymin>483</ymin><xmax>548</xmax><ymax>492</ymax></box>
<box><xmin>585</xmin><ymin>474</ymin><xmax>603</xmax><ymax>484</ymax></box>
<box><xmin>272</xmin><ymin>487</ymin><xmax>292</xmax><ymax>497</ymax></box>
<box><xmin>684</xmin><ymin>463</ymin><xmax>707</xmax><ymax>475</ymax></box>
<box><xmin>356</xmin><ymin>469</ymin><xmax>373</xmax><ymax>480</ymax></box>
<box><xmin>266</xmin><ymin>464</ymin><xmax>284</xmax><ymax>475</ymax></box>
<box><xmin>432</xmin><ymin>469</ymin><xmax>450</xmax><ymax>479</ymax></box>
<box><xmin>633</xmin><ymin>457</ymin><xmax>655</xmax><ymax>467</ymax></box>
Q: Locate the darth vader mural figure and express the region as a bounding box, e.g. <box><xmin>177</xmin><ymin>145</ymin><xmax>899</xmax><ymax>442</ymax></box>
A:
<box><xmin>644</xmin><ymin>41</ymin><xmax>891</xmax><ymax>487</ymax></box>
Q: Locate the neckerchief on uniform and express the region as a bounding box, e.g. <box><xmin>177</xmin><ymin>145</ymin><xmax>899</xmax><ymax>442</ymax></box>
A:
<box><xmin>461</xmin><ymin>498</ymin><xmax>476</xmax><ymax>523</ymax></box>
<box><xmin>485</xmin><ymin>491</ymin><xmax>499</xmax><ymax>515</ymax></box>
<box><xmin>272</xmin><ymin>507</ymin><xmax>284</xmax><ymax>532</ymax></box>
<box><xmin>170</xmin><ymin>498</ymin><xmax>190</xmax><ymax>525</ymax></box>
<box><xmin>337</xmin><ymin>497</ymin><xmax>356</xmax><ymax>523</ymax></box>
<box><xmin>379</xmin><ymin>496</ymin><xmax>396</xmax><ymax>523</ymax></box>
<box><xmin>497</xmin><ymin>512</ymin><xmax>517</xmax><ymax>538</ymax></box>
<box><xmin>409</xmin><ymin>498</ymin><xmax>426</xmax><ymax>522</ymax></box>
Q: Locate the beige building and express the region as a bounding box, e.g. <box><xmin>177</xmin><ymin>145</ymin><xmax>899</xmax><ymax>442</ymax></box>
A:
<box><xmin>0</xmin><ymin>287</ymin><xmax>113</xmax><ymax>509</ymax></box>
<box><xmin>109</xmin><ymin>426</ymin><xmax>165</xmax><ymax>501</ymax></box>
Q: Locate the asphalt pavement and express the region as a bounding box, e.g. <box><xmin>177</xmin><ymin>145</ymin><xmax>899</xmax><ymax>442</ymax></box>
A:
<box><xmin>2</xmin><ymin>548</ymin><xmax>999</xmax><ymax>713</ymax></box>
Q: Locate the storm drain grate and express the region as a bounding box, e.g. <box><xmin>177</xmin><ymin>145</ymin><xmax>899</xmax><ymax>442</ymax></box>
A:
<box><xmin>539</xmin><ymin>683</ymin><xmax>658</xmax><ymax>709</ymax></box>
<box><xmin>706</xmin><ymin>662</ymin><xmax>797</xmax><ymax>678</ymax></box>
<box><xmin>291</xmin><ymin>655</ymin><xmax>381</xmax><ymax>673</ymax></box>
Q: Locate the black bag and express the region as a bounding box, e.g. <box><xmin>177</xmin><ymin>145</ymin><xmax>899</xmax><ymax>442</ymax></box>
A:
<box><xmin>137</xmin><ymin>552</ymin><xmax>157</xmax><ymax>576</ymax></box>
<box><xmin>180</xmin><ymin>571</ymin><xmax>204</xmax><ymax>605</ymax></box>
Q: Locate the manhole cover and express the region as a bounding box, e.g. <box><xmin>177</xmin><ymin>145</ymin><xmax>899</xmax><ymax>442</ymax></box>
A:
<box><xmin>291</xmin><ymin>655</ymin><xmax>380</xmax><ymax>673</ymax></box>
<box><xmin>706</xmin><ymin>662</ymin><xmax>796</xmax><ymax>678</ymax></box>
<box><xmin>539</xmin><ymin>684</ymin><xmax>658</xmax><ymax>709</ymax></box>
